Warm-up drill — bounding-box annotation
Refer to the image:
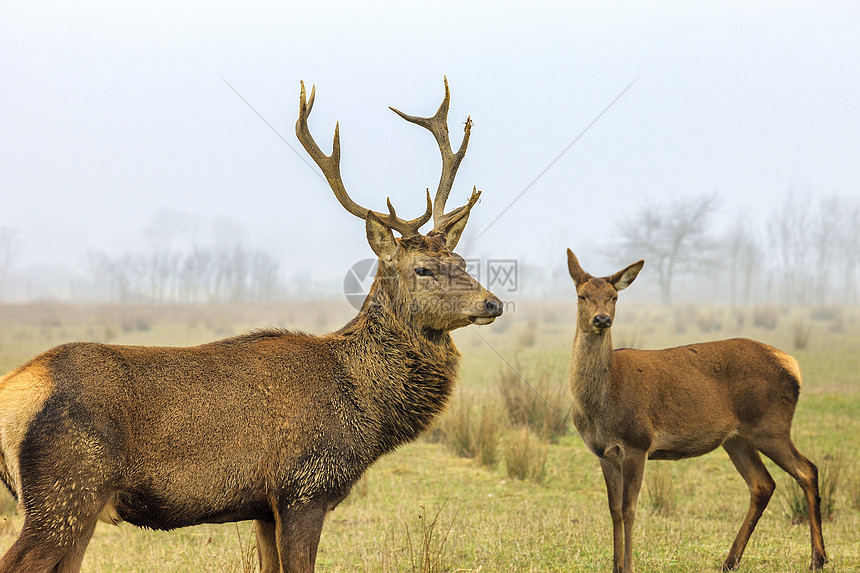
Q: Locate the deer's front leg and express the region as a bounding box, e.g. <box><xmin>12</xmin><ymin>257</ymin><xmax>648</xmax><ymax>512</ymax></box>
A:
<box><xmin>600</xmin><ymin>455</ymin><xmax>625</xmax><ymax>572</ymax></box>
<box><xmin>274</xmin><ymin>500</ymin><xmax>328</xmax><ymax>573</ymax></box>
<box><xmin>620</xmin><ymin>450</ymin><xmax>647</xmax><ymax>573</ymax></box>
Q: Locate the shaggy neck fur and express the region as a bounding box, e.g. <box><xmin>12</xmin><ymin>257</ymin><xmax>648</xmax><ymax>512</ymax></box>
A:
<box><xmin>335</xmin><ymin>261</ymin><xmax>460</xmax><ymax>452</ymax></box>
<box><xmin>569</xmin><ymin>327</ymin><xmax>613</xmax><ymax>421</ymax></box>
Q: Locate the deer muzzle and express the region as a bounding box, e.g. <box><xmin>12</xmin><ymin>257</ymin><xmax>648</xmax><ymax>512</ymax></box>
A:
<box><xmin>592</xmin><ymin>314</ymin><xmax>612</xmax><ymax>330</ymax></box>
<box><xmin>470</xmin><ymin>295</ymin><xmax>504</xmax><ymax>325</ymax></box>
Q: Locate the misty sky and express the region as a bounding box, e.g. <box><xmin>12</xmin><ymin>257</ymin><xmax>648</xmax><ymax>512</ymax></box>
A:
<box><xmin>2</xmin><ymin>1</ymin><xmax>858</xmax><ymax>296</ymax></box>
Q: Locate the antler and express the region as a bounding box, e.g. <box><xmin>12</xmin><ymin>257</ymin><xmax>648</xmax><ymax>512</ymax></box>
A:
<box><xmin>390</xmin><ymin>77</ymin><xmax>478</xmax><ymax>232</ymax></box>
<box><xmin>296</xmin><ymin>81</ymin><xmax>432</xmax><ymax>238</ymax></box>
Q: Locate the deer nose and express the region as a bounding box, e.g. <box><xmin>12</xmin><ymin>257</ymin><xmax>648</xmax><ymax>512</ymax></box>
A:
<box><xmin>592</xmin><ymin>314</ymin><xmax>611</xmax><ymax>329</ymax></box>
<box><xmin>484</xmin><ymin>297</ymin><xmax>504</xmax><ymax>317</ymax></box>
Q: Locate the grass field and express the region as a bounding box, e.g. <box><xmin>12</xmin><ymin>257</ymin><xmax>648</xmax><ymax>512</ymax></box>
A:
<box><xmin>0</xmin><ymin>300</ymin><xmax>857</xmax><ymax>572</ymax></box>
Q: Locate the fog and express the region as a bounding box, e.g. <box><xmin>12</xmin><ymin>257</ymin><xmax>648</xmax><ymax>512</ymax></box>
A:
<box><xmin>2</xmin><ymin>1</ymin><xmax>858</xmax><ymax>304</ymax></box>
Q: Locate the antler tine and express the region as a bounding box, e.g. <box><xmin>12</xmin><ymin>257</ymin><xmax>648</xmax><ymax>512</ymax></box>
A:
<box><xmin>435</xmin><ymin>187</ymin><xmax>481</xmax><ymax>231</ymax></box>
<box><xmin>389</xmin><ymin>77</ymin><xmax>473</xmax><ymax>230</ymax></box>
<box><xmin>296</xmin><ymin>81</ymin><xmax>431</xmax><ymax>237</ymax></box>
<box><xmin>385</xmin><ymin>190</ymin><xmax>433</xmax><ymax>234</ymax></box>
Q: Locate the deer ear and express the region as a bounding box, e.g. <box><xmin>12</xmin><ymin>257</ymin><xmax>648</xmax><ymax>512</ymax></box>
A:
<box><xmin>566</xmin><ymin>249</ymin><xmax>589</xmax><ymax>286</ymax></box>
<box><xmin>366</xmin><ymin>212</ymin><xmax>398</xmax><ymax>262</ymax></box>
<box><xmin>609</xmin><ymin>260</ymin><xmax>644</xmax><ymax>291</ymax></box>
<box><xmin>439</xmin><ymin>212</ymin><xmax>469</xmax><ymax>250</ymax></box>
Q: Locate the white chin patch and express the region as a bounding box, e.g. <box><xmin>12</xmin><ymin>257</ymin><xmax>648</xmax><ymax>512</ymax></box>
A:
<box><xmin>471</xmin><ymin>316</ymin><xmax>496</xmax><ymax>325</ymax></box>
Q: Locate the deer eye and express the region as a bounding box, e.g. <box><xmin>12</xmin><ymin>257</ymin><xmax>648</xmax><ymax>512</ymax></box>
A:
<box><xmin>577</xmin><ymin>295</ymin><xmax>585</xmax><ymax>301</ymax></box>
<box><xmin>414</xmin><ymin>267</ymin><xmax>434</xmax><ymax>277</ymax></box>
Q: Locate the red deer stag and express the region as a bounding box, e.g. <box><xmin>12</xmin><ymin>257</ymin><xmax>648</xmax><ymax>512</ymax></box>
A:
<box><xmin>566</xmin><ymin>249</ymin><xmax>826</xmax><ymax>573</ymax></box>
<box><xmin>0</xmin><ymin>80</ymin><xmax>502</xmax><ymax>573</ymax></box>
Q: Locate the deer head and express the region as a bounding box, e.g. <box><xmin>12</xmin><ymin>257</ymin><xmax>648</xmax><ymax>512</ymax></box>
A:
<box><xmin>566</xmin><ymin>249</ymin><xmax>643</xmax><ymax>334</ymax></box>
<box><xmin>296</xmin><ymin>79</ymin><xmax>503</xmax><ymax>332</ymax></box>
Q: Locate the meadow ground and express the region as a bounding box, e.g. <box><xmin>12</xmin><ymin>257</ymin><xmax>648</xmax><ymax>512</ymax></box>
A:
<box><xmin>0</xmin><ymin>300</ymin><xmax>857</xmax><ymax>572</ymax></box>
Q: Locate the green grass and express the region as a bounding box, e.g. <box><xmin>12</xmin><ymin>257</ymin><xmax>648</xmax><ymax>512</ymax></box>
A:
<box><xmin>1</xmin><ymin>301</ymin><xmax>858</xmax><ymax>571</ymax></box>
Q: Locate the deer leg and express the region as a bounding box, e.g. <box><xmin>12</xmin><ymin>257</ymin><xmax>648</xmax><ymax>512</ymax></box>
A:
<box><xmin>52</xmin><ymin>514</ymin><xmax>99</xmax><ymax>573</ymax></box>
<box><xmin>0</xmin><ymin>481</ymin><xmax>110</xmax><ymax>573</ymax></box>
<box><xmin>721</xmin><ymin>436</ymin><xmax>775</xmax><ymax>571</ymax></box>
<box><xmin>755</xmin><ymin>438</ymin><xmax>827</xmax><ymax>570</ymax></box>
<box><xmin>256</xmin><ymin>520</ymin><xmax>280</xmax><ymax>573</ymax></box>
<box><xmin>274</xmin><ymin>500</ymin><xmax>328</xmax><ymax>573</ymax></box>
<box><xmin>0</xmin><ymin>505</ymin><xmax>100</xmax><ymax>573</ymax></box>
<box><xmin>0</xmin><ymin>520</ymin><xmax>63</xmax><ymax>573</ymax></box>
<box><xmin>620</xmin><ymin>450</ymin><xmax>646</xmax><ymax>573</ymax></box>
<box><xmin>600</xmin><ymin>456</ymin><xmax>625</xmax><ymax>573</ymax></box>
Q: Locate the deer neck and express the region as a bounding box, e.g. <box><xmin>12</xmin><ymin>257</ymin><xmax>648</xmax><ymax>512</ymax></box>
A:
<box><xmin>335</xmin><ymin>274</ymin><xmax>460</xmax><ymax>448</ymax></box>
<box><xmin>350</xmin><ymin>270</ymin><xmax>446</xmax><ymax>340</ymax></box>
<box><xmin>569</xmin><ymin>327</ymin><xmax>614</xmax><ymax>420</ymax></box>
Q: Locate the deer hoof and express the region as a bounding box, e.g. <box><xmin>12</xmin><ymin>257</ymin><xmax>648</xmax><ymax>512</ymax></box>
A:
<box><xmin>810</xmin><ymin>552</ymin><xmax>828</xmax><ymax>570</ymax></box>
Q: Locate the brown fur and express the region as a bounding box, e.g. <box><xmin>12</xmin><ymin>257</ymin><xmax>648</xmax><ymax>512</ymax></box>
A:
<box><xmin>0</xmin><ymin>89</ymin><xmax>503</xmax><ymax>573</ymax></box>
<box><xmin>566</xmin><ymin>249</ymin><xmax>827</xmax><ymax>573</ymax></box>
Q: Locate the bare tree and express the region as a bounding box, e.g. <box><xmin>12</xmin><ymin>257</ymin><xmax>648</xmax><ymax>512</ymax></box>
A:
<box><xmin>613</xmin><ymin>193</ymin><xmax>719</xmax><ymax>305</ymax></box>
<box><xmin>143</xmin><ymin>210</ymin><xmax>195</xmax><ymax>302</ymax></box>
<box><xmin>249</xmin><ymin>250</ymin><xmax>280</xmax><ymax>300</ymax></box>
<box><xmin>763</xmin><ymin>191</ymin><xmax>853</xmax><ymax>306</ymax></box>
<box><xmin>90</xmin><ymin>242</ymin><xmax>281</xmax><ymax>303</ymax></box>
<box><xmin>88</xmin><ymin>251</ymin><xmax>144</xmax><ymax>302</ymax></box>
<box><xmin>178</xmin><ymin>246</ymin><xmax>215</xmax><ymax>302</ymax></box>
<box><xmin>810</xmin><ymin>196</ymin><xmax>843</xmax><ymax>306</ymax></box>
<box><xmin>145</xmin><ymin>251</ymin><xmax>180</xmax><ymax>302</ymax></box>
<box><xmin>841</xmin><ymin>203</ymin><xmax>860</xmax><ymax>304</ymax></box>
<box><xmin>88</xmin><ymin>212</ymin><xmax>285</xmax><ymax>303</ymax></box>
<box><xmin>0</xmin><ymin>227</ymin><xmax>20</xmax><ymax>301</ymax></box>
<box><xmin>767</xmin><ymin>192</ymin><xmax>809</xmax><ymax>304</ymax></box>
<box><xmin>725</xmin><ymin>214</ymin><xmax>763</xmax><ymax>307</ymax></box>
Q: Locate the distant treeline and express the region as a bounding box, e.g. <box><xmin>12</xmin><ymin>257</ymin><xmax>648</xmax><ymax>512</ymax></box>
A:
<box><xmin>608</xmin><ymin>191</ymin><xmax>860</xmax><ymax>307</ymax></box>
<box><xmin>88</xmin><ymin>244</ymin><xmax>280</xmax><ymax>303</ymax></box>
<box><xmin>2</xmin><ymin>192</ymin><xmax>859</xmax><ymax>306</ymax></box>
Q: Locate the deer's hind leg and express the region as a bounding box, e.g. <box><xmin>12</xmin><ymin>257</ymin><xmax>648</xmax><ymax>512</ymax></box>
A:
<box><xmin>721</xmin><ymin>435</ymin><xmax>775</xmax><ymax>571</ymax></box>
<box><xmin>0</xmin><ymin>493</ymin><xmax>105</xmax><ymax>573</ymax></box>
<box><xmin>754</xmin><ymin>436</ymin><xmax>827</xmax><ymax>570</ymax></box>
<box><xmin>0</xmin><ymin>521</ymin><xmax>63</xmax><ymax>573</ymax></box>
<box><xmin>53</xmin><ymin>514</ymin><xmax>99</xmax><ymax>573</ymax></box>
<box><xmin>2</xmin><ymin>399</ymin><xmax>119</xmax><ymax>573</ymax></box>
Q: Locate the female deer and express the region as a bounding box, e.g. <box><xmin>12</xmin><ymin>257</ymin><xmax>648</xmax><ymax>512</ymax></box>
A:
<box><xmin>566</xmin><ymin>249</ymin><xmax>826</xmax><ymax>572</ymax></box>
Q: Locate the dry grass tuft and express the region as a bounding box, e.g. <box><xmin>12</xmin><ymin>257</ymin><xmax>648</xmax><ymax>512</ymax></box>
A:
<box><xmin>402</xmin><ymin>503</ymin><xmax>457</xmax><ymax>573</ymax></box>
<box><xmin>793</xmin><ymin>320</ymin><xmax>812</xmax><ymax>350</ymax></box>
<box><xmin>497</xmin><ymin>358</ymin><xmax>569</xmax><ymax>443</ymax></box>
<box><xmin>0</xmin><ymin>517</ymin><xmax>16</xmax><ymax>538</ymax></box>
<box><xmin>849</xmin><ymin>461</ymin><xmax>860</xmax><ymax>512</ymax></box>
<box><xmin>437</xmin><ymin>393</ymin><xmax>503</xmax><ymax>469</ymax></box>
<box><xmin>516</xmin><ymin>323</ymin><xmax>537</xmax><ymax>348</ymax></box>
<box><xmin>0</xmin><ymin>491</ymin><xmax>15</xmax><ymax>518</ymax></box>
<box><xmin>753</xmin><ymin>306</ymin><xmax>779</xmax><ymax>330</ymax></box>
<box><xmin>695</xmin><ymin>309</ymin><xmax>722</xmax><ymax>333</ymax></box>
<box><xmin>644</xmin><ymin>464</ymin><xmax>677</xmax><ymax>516</ymax></box>
<box><xmin>504</xmin><ymin>426</ymin><xmax>548</xmax><ymax>483</ymax></box>
<box><xmin>732</xmin><ymin>308</ymin><xmax>746</xmax><ymax>330</ymax></box>
<box><xmin>198</xmin><ymin>524</ymin><xmax>257</xmax><ymax>573</ymax></box>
